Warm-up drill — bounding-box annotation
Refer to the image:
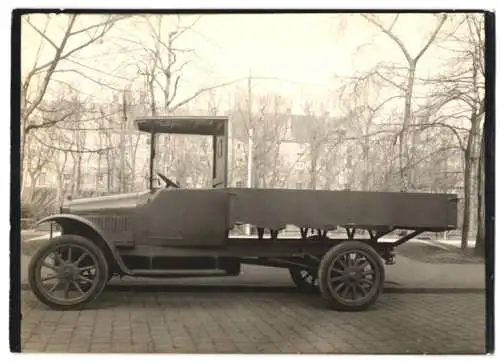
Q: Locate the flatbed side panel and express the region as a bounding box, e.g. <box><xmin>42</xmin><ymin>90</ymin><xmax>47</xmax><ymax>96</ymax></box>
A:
<box><xmin>227</xmin><ymin>189</ymin><xmax>458</xmax><ymax>231</ymax></box>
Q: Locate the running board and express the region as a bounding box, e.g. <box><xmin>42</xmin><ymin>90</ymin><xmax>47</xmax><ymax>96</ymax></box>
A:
<box><xmin>129</xmin><ymin>269</ymin><xmax>231</xmax><ymax>278</ymax></box>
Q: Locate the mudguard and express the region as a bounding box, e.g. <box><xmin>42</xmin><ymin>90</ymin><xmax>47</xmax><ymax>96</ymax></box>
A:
<box><xmin>36</xmin><ymin>214</ymin><xmax>131</xmax><ymax>275</ymax></box>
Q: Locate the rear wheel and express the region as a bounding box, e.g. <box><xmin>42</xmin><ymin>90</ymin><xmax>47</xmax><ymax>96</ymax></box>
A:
<box><xmin>28</xmin><ymin>234</ymin><xmax>109</xmax><ymax>310</ymax></box>
<box><xmin>318</xmin><ymin>241</ymin><xmax>385</xmax><ymax>311</ymax></box>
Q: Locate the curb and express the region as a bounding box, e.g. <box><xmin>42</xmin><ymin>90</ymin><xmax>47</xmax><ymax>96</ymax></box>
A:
<box><xmin>20</xmin><ymin>282</ymin><xmax>485</xmax><ymax>294</ymax></box>
<box><xmin>381</xmin><ymin>287</ymin><xmax>484</xmax><ymax>294</ymax></box>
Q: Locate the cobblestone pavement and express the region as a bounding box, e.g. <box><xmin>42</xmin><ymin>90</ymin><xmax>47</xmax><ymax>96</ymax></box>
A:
<box><xmin>20</xmin><ymin>290</ymin><xmax>486</xmax><ymax>354</ymax></box>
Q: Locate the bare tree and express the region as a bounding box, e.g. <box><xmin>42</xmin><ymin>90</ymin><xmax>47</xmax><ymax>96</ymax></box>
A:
<box><xmin>360</xmin><ymin>13</ymin><xmax>448</xmax><ymax>190</ymax></box>
<box><xmin>121</xmin><ymin>15</ymin><xmax>244</xmax><ymax>116</ymax></box>
<box><xmin>52</xmin><ymin>149</ymin><xmax>71</xmax><ymax>207</ymax></box>
<box><xmin>300</xmin><ymin>101</ymin><xmax>349</xmax><ymax>190</ymax></box>
<box><xmin>21</xmin><ymin>14</ymin><xmax>127</xmax><ymax>189</ymax></box>
<box><xmin>121</xmin><ymin>91</ymin><xmax>148</xmax><ymax>192</ymax></box>
<box><xmin>22</xmin><ymin>131</ymin><xmax>55</xmax><ymax>204</ymax></box>
<box><xmin>266</xmin><ymin>95</ymin><xmax>292</xmax><ymax>188</ymax></box>
<box><xmin>336</xmin><ymin>76</ymin><xmax>406</xmax><ymax>191</ymax></box>
<box><xmin>475</xmin><ymin>133</ymin><xmax>485</xmax><ymax>256</ymax></box>
<box><xmin>27</xmin><ymin>125</ymin><xmax>75</xmax><ymax>218</ymax></box>
<box><xmin>36</xmin><ymin>94</ymin><xmax>119</xmax><ymax>200</ymax></box>
<box><xmin>420</xmin><ymin>14</ymin><xmax>485</xmax><ymax>249</ymax></box>
<box><xmin>230</xmin><ymin>81</ymin><xmax>290</xmax><ymax>189</ymax></box>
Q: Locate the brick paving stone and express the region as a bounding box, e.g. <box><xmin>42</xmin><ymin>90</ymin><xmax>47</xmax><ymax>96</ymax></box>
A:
<box><xmin>20</xmin><ymin>290</ymin><xmax>486</xmax><ymax>354</ymax></box>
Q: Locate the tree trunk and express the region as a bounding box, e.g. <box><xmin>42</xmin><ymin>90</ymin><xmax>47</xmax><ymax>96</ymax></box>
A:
<box><xmin>461</xmin><ymin>140</ymin><xmax>473</xmax><ymax>250</ymax></box>
<box><xmin>361</xmin><ymin>143</ymin><xmax>370</xmax><ymax>190</ymax></box>
<box><xmin>475</xmin><ymin>134</ymin><xmax>485</xmax><ymax>256</ymax></box>
<box><xmin>20</xmin><ymin>128</ymin><xmax>27</xmax><ymax>195</ymax></box>
<box><xmin>270</xmin><ymin>144</ymin><xmax>281</xmax><ymax>188</ymax></box>
<box><xmin>399</xmin><ymin>65</ymin><xmax>416</xmax><ymax>191</ymax></box>
<box><xmin>106</xmin><ymin>152</ymin><xmax>113</xmax><ymax>192</ymax></box>
<box><xmin>310</xmin><ymin>144</ymin><xmax>319</xmax><ymax>190</ymax></box>
<box><xmin>462</xmin><ymin>108</ymin><xmax>481</xmax><ymax>250</ymax></box>
<box><xmin>20</xmin><ymin>89</ymin><xmax>28</xmax><ymax>194</ymax></box>
<box><xmin>75</xmin><ymin>154</ymin><xmax>82</xmax><ymax>195</ymax></box>
<box><xmin>56</xmin><ymin>152</ymin><xmax>69</xmax><ymax>205</ymax></box>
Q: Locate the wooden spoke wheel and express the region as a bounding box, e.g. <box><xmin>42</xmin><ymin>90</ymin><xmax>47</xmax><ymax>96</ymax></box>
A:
<box><xmin>28</xmin><ymin>235</ymin><xmax>109</xmax><ymax>310</ymax></box>
<box><xmin>318</xmin><ymin>241</ymin><xmax>385</xmax><ymax>311</ymax></box>
<box><xmin>289</xmin><ymin>267</ymin><xmax>319</xmax><ymax>293</ymax></box>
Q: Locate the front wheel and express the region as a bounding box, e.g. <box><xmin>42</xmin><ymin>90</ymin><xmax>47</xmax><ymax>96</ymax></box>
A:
<box><xmin>28</xmin><ymin>234</ymin><xmax>109</xmax><ymax>310</ymax></box>
<box><xmin>318</xmin><ymin>241</ymin><xmax>385</xmax><ymax>311</ymax></box>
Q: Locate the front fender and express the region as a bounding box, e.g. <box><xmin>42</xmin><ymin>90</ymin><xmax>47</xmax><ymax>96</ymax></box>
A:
<box><xmin>37</xmin><ymin>214</ymin><xmax>97</xmax><ymax>231</ymax></box>
<box><xmin>36</xmin><ymin>214</ymin><xmax>130</xmax><ymax>275</ymax></box>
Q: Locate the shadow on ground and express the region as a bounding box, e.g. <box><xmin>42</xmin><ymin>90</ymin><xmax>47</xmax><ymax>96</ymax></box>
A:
<box><xmin>396</xmin><ymin>241</ymin><xmax>484</xmax><ymax>265</ymax></box>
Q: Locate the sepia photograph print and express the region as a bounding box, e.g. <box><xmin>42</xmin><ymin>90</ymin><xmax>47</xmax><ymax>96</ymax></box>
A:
<box><xmin>11</xmin><ymin>7</ymin><xmax>494</xmax><ymax>355</ymax></box>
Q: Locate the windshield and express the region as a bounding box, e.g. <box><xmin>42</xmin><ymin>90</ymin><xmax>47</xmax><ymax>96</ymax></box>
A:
<box><xmin>146</xmin><ymin>132</ymin><xmax>214</xmax><ymax>189</ymax></box>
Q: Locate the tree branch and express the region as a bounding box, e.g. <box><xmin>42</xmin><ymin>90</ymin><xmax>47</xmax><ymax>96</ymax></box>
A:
<box><xmin>410</xmin><ymin>122</ymin><xmax>467</xmax><ymax>151</ymax></box>
<box><xmin>51</xmin><ymin>69</ymin><xmax>125</xmax><ymax>91</ymax></box>
<box><xmin>25</xmin><ymin>16</ymin><xmax>58</xmax><ymax>50</ymax></box>
<box><xmin>361</xmin><ymin>14</ymin><xmax>412</xmax><ymax>63</ymax></box>
<box><xmin>68</xmin><ymin>15</ymin><xmax>128</xmax><ymax>37</ymax></box>
<box><xmin>169</xmin><ymin>78</ymin><xmax>246</xmax><ymax>112</ymax></box>
<box><xmin>22</xmin><ymin>15</ymin><xmax>76</xmax><ymax>120</ymax></box>
<box><xmin>415</xmin><ymin>14</ymin><xmax>448</xmax><ymax>62</ymax></box>
<box><xmin>31</xmin><ymin>132</ymin><xmax>114</xmax><ymax>154</ymax></box>
<box><xmin>167</xmin><ymin>75</ymin><xmax>181</xmax><ymax>106</ymax></box>
<box><xmin>375</xmin><ymin>69</ymin><xmax>406</xmax><ymax>91</ymax></box>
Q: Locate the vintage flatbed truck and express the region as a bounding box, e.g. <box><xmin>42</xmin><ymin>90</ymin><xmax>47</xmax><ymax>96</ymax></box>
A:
<box><xmin>27</xmin><ymin>116</ymin><xmax>458</xmax><ymax>311</ymax></box>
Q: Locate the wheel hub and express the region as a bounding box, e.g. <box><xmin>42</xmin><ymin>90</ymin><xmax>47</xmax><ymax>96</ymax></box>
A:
<box><xmin>345</xmin><ymin>268</ymin><xmax>361</xmax><ymax>280</ymax></box>
<box><xmin>57</xmin><ymin>263</ymin><xmax>78</xmax><ymax>279</ymax></box>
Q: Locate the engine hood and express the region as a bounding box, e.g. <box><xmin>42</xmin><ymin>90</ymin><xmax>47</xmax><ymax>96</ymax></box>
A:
<box><xmin>62</xmin><ymin>191</ymin><xmax>151</xmax><ymax>213</ymax></box>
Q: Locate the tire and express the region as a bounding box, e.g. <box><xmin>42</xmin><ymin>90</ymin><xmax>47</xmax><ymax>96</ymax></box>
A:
<box><xmin>318</xmin><ymin>241</ymin><xmax>385</xmax><ymax>311</ymax></box>
<box><xmin>289</xmin><ymin>267</ymin><xmax>319</xmax><ymax>294</ymax></box>
<box><xmin>28</xmin><ymin>234</ymin><xmax>109</xmax><ymax>310</ymax></box>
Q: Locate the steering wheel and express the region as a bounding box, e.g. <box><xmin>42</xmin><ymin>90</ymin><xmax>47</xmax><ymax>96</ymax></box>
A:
<box><xmin>157</xmin><ymin>172</ymin><xmax>181</xmax><ymax>189</ymax></box>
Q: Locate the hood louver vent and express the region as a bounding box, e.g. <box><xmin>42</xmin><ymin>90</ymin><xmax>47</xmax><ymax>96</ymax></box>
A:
<box><xmin>85</xmin><ymin>215</ymin><xmax>132</xmax><ymax>233</ymax></box>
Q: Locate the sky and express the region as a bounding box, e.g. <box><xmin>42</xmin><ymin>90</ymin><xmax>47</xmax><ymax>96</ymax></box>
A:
<box><xmin>21</xmin><ymin>12</ymin><xmax>477</xmax><ymax>115</ymax></box>
<box><xmin>17</xmin><ymin>11</ymin><xmax>484</xmax><ymax>193</ymax></box>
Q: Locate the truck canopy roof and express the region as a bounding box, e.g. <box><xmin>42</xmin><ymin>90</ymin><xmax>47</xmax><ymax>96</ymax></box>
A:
<box><xmin>135</xmin><ymin>116</ymin><xmax>228</xmax><ymax>136</ymax></box>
